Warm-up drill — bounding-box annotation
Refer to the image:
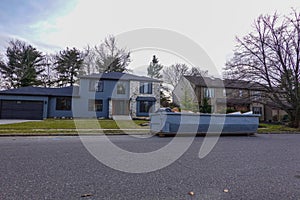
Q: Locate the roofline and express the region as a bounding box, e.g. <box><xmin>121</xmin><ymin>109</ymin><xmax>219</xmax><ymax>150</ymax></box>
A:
<box><xmin>79</xmin><ymin>76</ymin><xmax>162</xmax><ymax>82</ymax></box>
<box><xmin>183</xmin><ymin>76</ymin><xmax>266</xmax><ymax>90</ymax></box>
<box><xmin>0</xmin><ymin>93</ymin><xmax>77</xmax><ymax>97</ymax></box>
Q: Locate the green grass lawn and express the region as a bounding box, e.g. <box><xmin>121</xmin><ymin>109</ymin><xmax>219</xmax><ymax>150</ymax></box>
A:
<box><xmin>258</xmin><ymin>123</ymin><xmax>300</xmax><ymax>133</ymax></box>
<box><xmin>1</xmin><ymin>119</ymin><xmax>299</xmax><ymax>135</ymax></box>
<box><xmin>0</xmin><ymin>119</ymin><xmax>149</xmax><ymax>135</ymax></box>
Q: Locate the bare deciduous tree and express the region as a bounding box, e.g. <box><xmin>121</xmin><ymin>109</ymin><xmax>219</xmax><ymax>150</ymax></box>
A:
<box><xmin>82</xmin><ymin>45</ymin><xmax>96</xmax><ymax>75</ymax></box>
<box><xmin>224</xmin><ymin>9</ymin><xmax>300</xmax><ymax>128</ymax></box>
<box><xmin>94</xmin><ymin>35</ymin><xmax>130</xmax><ymax>73</ymax></box>
<box><xmin>163</xmin><ymin>63</ymin><xmax>189</xmax><ymax>88</ymax></box>
<box><xmin>163</xmin><ymin>63</ymin><xmax>208</xmax><ymax>88</ymax></box>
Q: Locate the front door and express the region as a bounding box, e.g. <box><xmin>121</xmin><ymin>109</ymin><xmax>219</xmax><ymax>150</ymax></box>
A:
<box><xmin>112</xmin><ymin>100</ymin><xmax>129</xmax><ymax>115</ymax></box>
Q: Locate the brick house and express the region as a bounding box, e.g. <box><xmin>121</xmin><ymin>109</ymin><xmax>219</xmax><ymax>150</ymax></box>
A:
<box><xmin>173</xmin><ymin>76</ymin><xmax>286</xmax><ymax>122</ymax></box>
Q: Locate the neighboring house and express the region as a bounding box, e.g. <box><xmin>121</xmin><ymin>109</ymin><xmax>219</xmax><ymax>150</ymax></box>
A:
<box><xmin>173</xmin><ymin>76</ymin><xmax>286</xmax><ymax>122</ymax></box>
<box><xmin>0</xmin><ymin>86</ymin><xmax>77</xmax><ymax>120</ymax></box>
<box><xmin>0</xmin><ymin>72</ymin><xmax>161</xmax><ymax>120</ymax></box>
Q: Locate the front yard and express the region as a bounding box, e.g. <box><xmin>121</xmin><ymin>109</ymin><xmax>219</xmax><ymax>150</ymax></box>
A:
<box><xmin>0</xmin><ymin>119</ymin><xmax>299</xmax><ymax>136</ymax></box>
<box><xmin>0</xmin><ymin>119</ymin><xmax>149</xmax><ymax>135</ymax></box>
<box><xmin>258</xmin><ymin>123</ymin><xmax>300</xmax><ymax>133</ymax></box>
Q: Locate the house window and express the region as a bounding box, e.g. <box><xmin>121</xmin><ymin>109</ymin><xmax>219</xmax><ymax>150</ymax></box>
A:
<box><xmin>239</xmin><ymin>90</ymin><xmax>243</xmax><ymax>97</ymax></box>
<box><xmin>140</xmin><ymin>82</ymin><xmax>153</xmax><ymax>94</ymax></box>
<box><xmin>223</xmin><ymin>89</ymin><xmax>227</xmax><ymax>97</ymax></box>
<box><xmin>252</xmin><ymin>91</ymin><xmax>261</xmax><ymax>101</ymax></box>
<box><xmin>252</xmin><ymin>107</ymin><xmax>262</xmax><ymax>115</ymax></box>
<box><xmin>139</xmin><ymin>101</ymin><xmax>154</xmax><ymax>113</ymax></box>
<box><xmin>89</xmin><ymin>80</ymin><xmax>103</xmax><ymax>92</ymax></box>
<box><xmin>56</xmin><ymin>97</ymin><xmax>71</xmax><ymax>110</ymax></box>
<box><xmin>117</xmin><ymin>82</ymin><xmax>126</xmax><ymax>94</ymax></box>
<box><xmin>88</xmin><ymin>99</ymin><xmax>103</xmax><ymax>111</ymax></box>
<box><xmin>204</xmin><ymin>88</ymin><xmax>215</xmax><ymax>98</ymax></box>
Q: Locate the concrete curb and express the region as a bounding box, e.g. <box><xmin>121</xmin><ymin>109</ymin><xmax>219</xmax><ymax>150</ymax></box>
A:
<box><xmin>0</xmin><ymin>129</ymin><xmax>152</xmax><ymax>137</ymax></box>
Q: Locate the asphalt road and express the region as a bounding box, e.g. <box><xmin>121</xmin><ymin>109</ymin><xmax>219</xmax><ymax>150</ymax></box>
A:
<box><xmin>0</xmin><ymin>134</ymin><xmax>299</xmax><ymax>200</ymax></box>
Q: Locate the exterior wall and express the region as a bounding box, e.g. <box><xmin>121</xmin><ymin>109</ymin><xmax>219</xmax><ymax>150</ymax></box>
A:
<box><xmin>129</xmin><ymin>81</ymin><xmax>160</xmax><ymax>118</ymax></box>
<box><xmin>73</xmin><ymin>79</ymin><xmax>110</xmax><ymax>118</ymax></box>
<box><xmin>48</xmin><ymin>97</ymin><xmax>73</xmax><ymax>118</ymax></box>
<box><xmin>153</xmin><ymin>82</ymin><xmax>161</xmax><ymax>114</ymax></box>
<box><xmin>272</xmin><ymin>109</ymin><xmax>287</xmax><ymax>121</ymax></box>
<box><xmin>200</xmin><ymin>87</ymin><xmax>227</xmax><ymax>113</ymax></box>
<box><xmin>73</xmin><ymin>78</ymin><xmax>131</xmax><ymax>118</ymax></box>
<box><xmin>129</xmin><ymin>81</ymin><xmax>139</xmax><ymax>117</ymax></box>
<box><xmin>265</xmin><ymin>105</ymin><xmax>288</xmax><ymax>122</ymax></box>
<box><xmin>0</xmin><ymin>95</ymin><xmax>49</xmax><ymax>119</ymax></box>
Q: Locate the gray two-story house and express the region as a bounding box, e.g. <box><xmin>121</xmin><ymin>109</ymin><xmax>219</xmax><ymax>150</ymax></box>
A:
<box><xmin>73</xmin><ymin>72</ymin><xmax>161</xmax><ymax>119</ymax></box>
<box><xmin>0</xmin><ymin>72</ymin><xmax>161</xmax><ymax>120</ymax></box>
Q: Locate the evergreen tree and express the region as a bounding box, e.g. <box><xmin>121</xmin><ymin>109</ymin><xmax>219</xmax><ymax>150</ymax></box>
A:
<box><xmin>0</xmin><ymin>39</ymin><xmax>44</xmax><ymax>88</ymax></box>
<box><xmin>54</xmin><ymin>47</ymin><xmax>84</xmax><ymax>86</ymax></box>
<box><xmin>147</xmin><ymin>55</ymin><xmax>163</xmax><ymax>79</ymax></box>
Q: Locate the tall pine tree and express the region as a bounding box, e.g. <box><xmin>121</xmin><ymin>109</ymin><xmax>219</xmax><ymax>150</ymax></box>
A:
<box><xmin>0</xmin><ymin>39</ymin><xmax>44</xmax><ymax>88</ymax></box>
<box><xmin>54</xmin><ymin>47</ymin><xmax>84</xmax><ymax>86</ymax></box>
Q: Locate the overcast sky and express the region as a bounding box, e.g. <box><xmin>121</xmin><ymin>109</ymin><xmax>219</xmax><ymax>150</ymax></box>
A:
<box><xmin>0</xmin><ymin>0</ymin><xmax>299</xmax><ymax>76</ymax></box>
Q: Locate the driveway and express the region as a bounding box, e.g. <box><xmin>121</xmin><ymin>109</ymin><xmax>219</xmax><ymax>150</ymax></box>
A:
<box><xmin>0</xmin><ymin>119</ymin><xmax>40</xmax><ymax>125</ymax></box>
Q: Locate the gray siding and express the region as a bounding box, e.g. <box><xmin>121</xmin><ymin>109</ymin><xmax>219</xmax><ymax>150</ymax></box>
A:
<box><xmin>48</xmin><ymin>97</ymin><xmax>73</xmax><ymax>118</ymax></box>
<box><xmin>72</xmin><ymin>79</ymin><xmax>130</xmax><ymax>118</ymax></box>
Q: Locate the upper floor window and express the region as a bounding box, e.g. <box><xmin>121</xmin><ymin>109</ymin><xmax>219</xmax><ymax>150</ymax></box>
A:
<box><xmin>251</xmin><ymin>90</ymin><xmax>261</xmax><ymax>100</ymax></box>
<box><xmin>117</xmin><ymin>82</ymin><xmax>126</xmax><ymax>94</ymax></box>
<box><xmin>223</xmin><ymin>89</ymin><xmax>227</xmax><ymax>97</ymax></box>
<box><xmin>89</xmin><ymin>80</ymin><xmax>103</xmax><ymax>92</ymax></box>
<box><xmin>140</xmin><ymin>82</ymin><xmax>153</xmax><ymax>94</ymax></box>
<box><xmin>204</xmin><ymin>88</ymin><xmax>215</xmax><ymax>98</ymax></box>
<box><xmin>239</xmin><ymin>90</ymin><xmax>243</xmax><ymax>97</ymax></box>
<box><xmin>56</xmin><ymin>97</ymin><xmax>71</xmax><ymax>110</ymax></box>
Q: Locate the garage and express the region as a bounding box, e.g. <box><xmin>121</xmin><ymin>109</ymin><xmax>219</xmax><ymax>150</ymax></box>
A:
<box><xmin>0</xmin><ymin>100</ymin><xmax>44</xmax><ymax>120</ymax></box>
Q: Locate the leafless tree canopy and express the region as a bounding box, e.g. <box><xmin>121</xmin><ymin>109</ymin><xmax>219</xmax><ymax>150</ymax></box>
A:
<box><xmin>163</xmin><ymin>63</ymin><xmax>208</xmax><ymax>87</ymax></box>
<box><xmin>82</xmin><ymin>45</ymin><xmax>96</xmax><ymax>75</ymax></box>
<box><xmin>94</xmin><ymin>35</ymin><xmax>131</xmax><ymax>73</ymax></box>
<box><xmin>224</xmin><ymin>9</ymin><xmax>300</xmax><ymax>127</ymax></box>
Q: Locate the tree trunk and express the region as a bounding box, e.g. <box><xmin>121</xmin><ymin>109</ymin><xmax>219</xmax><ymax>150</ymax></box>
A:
<box><xmin>294</xmin><ymin>108</ymin><xmax>300</xmax><ymax>129</ymax></box>
<box><xmin>288</xmin><ymin>109</ymin><xmax>300</xmax><ymax>128</ymax></box>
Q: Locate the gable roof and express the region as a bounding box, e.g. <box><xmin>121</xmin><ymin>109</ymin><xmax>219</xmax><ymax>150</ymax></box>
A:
<box><xmin>0</xmin><ymin>86</ymin><xmax>79</xmax><ymax>97</ymax></box>
<box><xmin>184</xmin><ymin>76</ymin><xmax>264</xmax><ymax>90</ymax></box>
<box><xmin>80</xmin><ymin>72</ymin><xmax>162</xmax><ymax>82</ymax></box>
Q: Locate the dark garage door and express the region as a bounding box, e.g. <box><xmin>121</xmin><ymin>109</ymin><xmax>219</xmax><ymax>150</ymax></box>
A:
<box><xmin>0</xmin><ymin>100</ymin><xmax>44</xmax><ymax>120</ymax></box>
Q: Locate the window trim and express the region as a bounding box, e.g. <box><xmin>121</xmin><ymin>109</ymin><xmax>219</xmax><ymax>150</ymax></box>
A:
<box><xmin>137</xmin><ymin>100</ymin><xmax>155</xmax><ymax>116</ymax></box>
<box><xmin>89</xmin><ymin>80</ymin><xmax>104</xmax><ymax>92</ymax></box>
<box><xmin>88</xmin><ymin>99</ymin><xmax>103</xmax><ymax>112</ymax></box>
<box><xmin>204</xmin><ymin>88</ymin><xmax>215</xmax><ymax>98</ymax></box>
<box><xmin>252</xmin><ymin>106</ymin><xmax>262</xmax><ymax>115</ymax></box>
<box><xmin>116</xmin><ymin>81</ymin><xmax>127</xmax><ymax>94</ymax></box>
<box><xmin>56</xmin><ymin>97</ymin><xmax>72</xmax><ymax>111</ymax></box>
<box><xmin>140</xmin><ymin>82</ymin><xmax>153</xmax><ymax>94</ymax></box>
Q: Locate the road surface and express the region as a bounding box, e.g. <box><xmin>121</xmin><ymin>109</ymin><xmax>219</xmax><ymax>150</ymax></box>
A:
<box><xmin>0</xmin><ymin>134</ymin><xmax>299</xmax><ymax>199</ymax></box>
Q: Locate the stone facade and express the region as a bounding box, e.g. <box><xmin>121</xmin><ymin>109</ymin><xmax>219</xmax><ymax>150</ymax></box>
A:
<box><xmin>129</xmin><ymin>81</ymin><xmax>161</xmax><ymax>118</ymax></box>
